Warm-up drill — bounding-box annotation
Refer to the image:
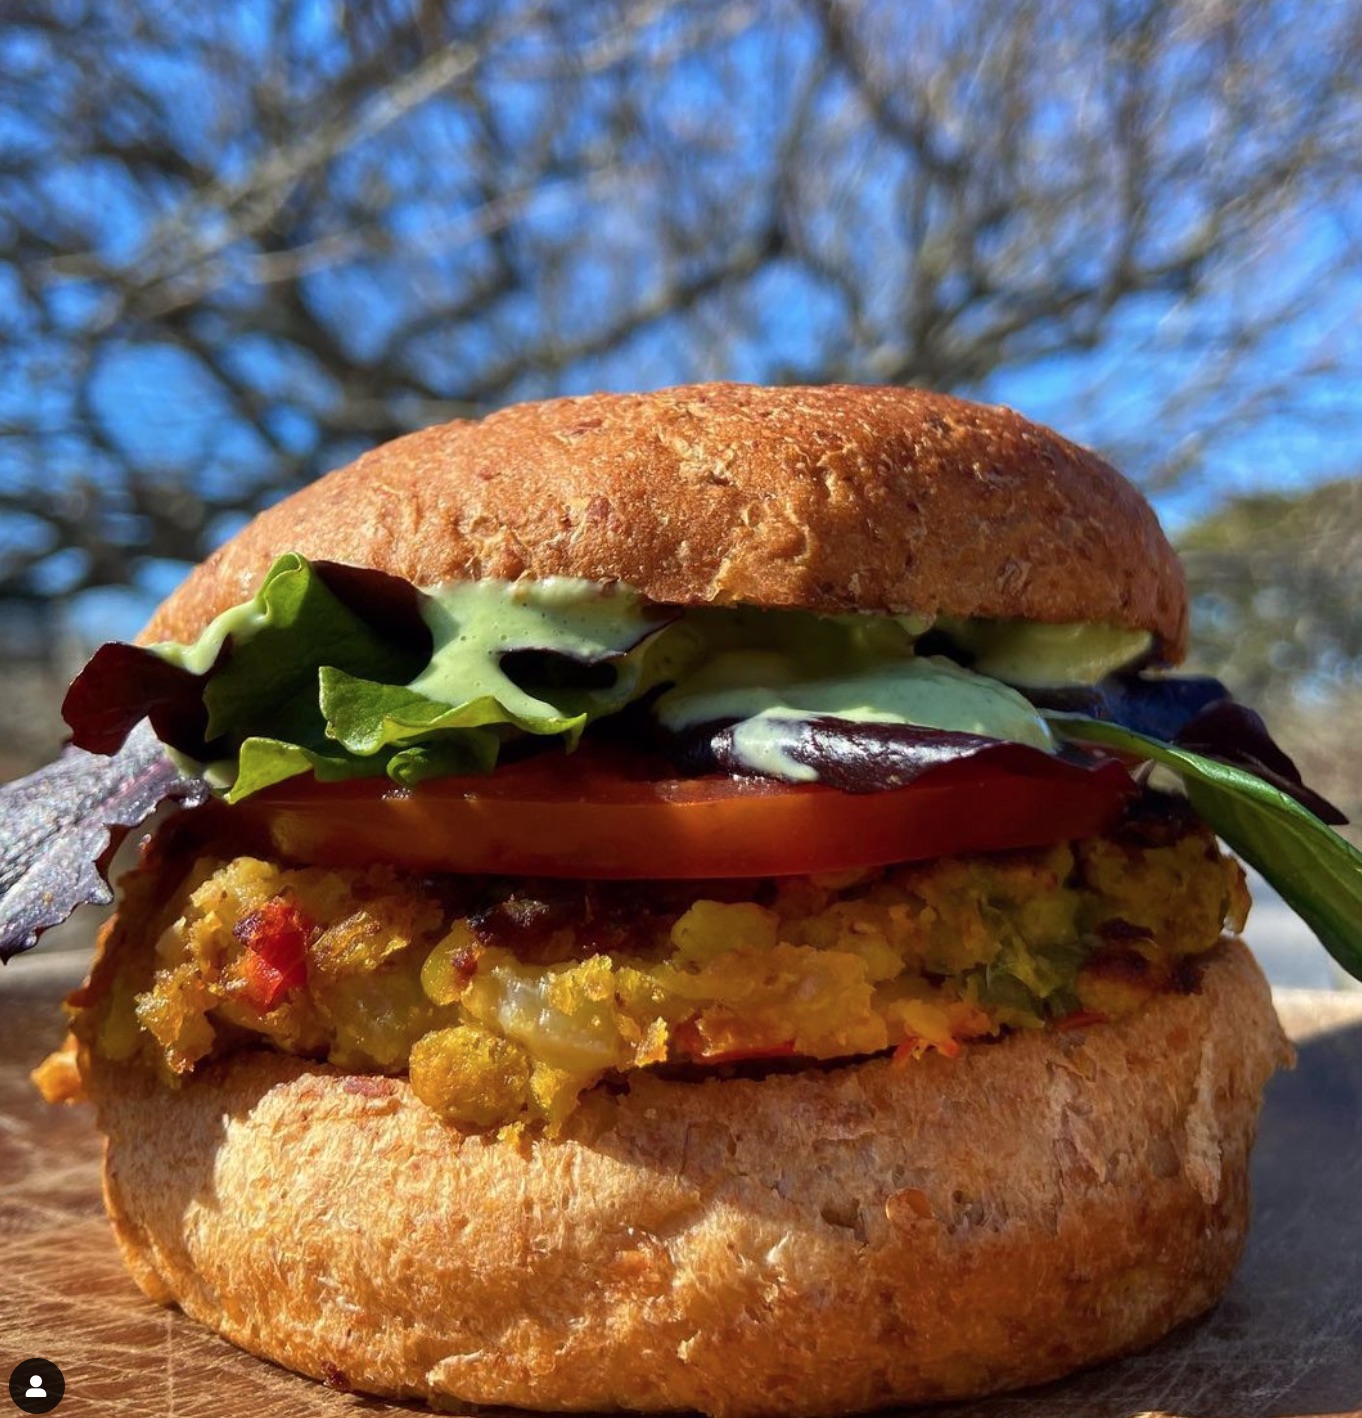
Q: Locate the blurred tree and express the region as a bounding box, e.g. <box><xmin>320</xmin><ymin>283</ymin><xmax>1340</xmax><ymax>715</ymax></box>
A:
<box><xmin>1180</xmin><ymin>477</ymin><xmax>1362</xmax><ymax>835</ymax></box>
<box><xmin>1181</xmin><ymin>477</ymin><xmax>1362</xmax><ymax>707</ymax></box>
<box><xmin>2</xmin><ymin>0</ymin><xmax>1361</xmax><ymax>634</ymax></box>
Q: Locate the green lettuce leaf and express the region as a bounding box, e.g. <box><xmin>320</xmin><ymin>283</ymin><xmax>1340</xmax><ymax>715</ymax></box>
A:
<box><xmin>178</xmin><ymin>554</ymin><xmax>421</xmax><ymax>738</ymax></box>
<box><xmin>229</xmin><ymin>736</ymin><xmax>390</xmax><ymax>801</ymax></box>
<box><xmin>306</xmin><ymin>580</ymin><xmax>683</xmax><ymax>785</ymax></box>
<box><xmin>1050</xmin><ymin>716</ymin><xmax>1362</xmax><ymax>983</ymax></box>
<box><xmin>387</xmin><ymin>735</ymin><xmax>501</xmax><ymax>785</ymax></box>
<box><xmin>319</xmin><ymin>671</ymin><xmax>580</xmax><ymax>752</ymax></box>
<box><xmin>155</xmin><ymin>554</ymin><xmax>428</xmax><ymax>798</ymax></box>
<box><xmin>160</xmin><ymin>555</ymin><xmax>686</xmax><ymax>797</ymax></box>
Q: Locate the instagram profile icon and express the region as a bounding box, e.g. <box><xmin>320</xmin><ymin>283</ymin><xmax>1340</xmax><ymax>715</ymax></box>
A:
<box><xmin>8</xmin><ymin>1359</ymin><xmax>64</xmax><ymax>1414</ymax></box>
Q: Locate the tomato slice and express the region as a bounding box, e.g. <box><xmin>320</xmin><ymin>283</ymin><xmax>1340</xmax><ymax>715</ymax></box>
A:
<box><xmin>224</xmin><ymin>745</ymin><xmax>1135</xmax><ymax>879</ymax></box>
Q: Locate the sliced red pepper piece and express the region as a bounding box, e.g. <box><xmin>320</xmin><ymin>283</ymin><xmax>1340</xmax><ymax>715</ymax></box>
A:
<box><xmin>234</xmin><ymin>897</ymin><xmax>314</xmax><ymax>1012</ymax></box>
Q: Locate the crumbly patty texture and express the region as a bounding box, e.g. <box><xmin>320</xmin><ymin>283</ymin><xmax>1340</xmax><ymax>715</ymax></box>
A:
<box><xmin>88</xmin><ymin>939</ymin><xmax>1288</xmax><ymax>1416</ymax></box>
<box><xmin>72</xmin><ymin>806</ymin><xmax>1247</xmax><ymax>1130</ymax></box>
<box><xmin>142</xmin><ymin>384</ymin><xmax>1187</xmax><ymax>659</ymax></box>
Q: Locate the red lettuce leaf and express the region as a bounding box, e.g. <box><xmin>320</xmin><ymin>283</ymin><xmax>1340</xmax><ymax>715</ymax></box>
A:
<box><xmin>1024</xmin><ymin>672</ymin><xmax>1343</xmax><ymax>823</ymax></box>
<box><xmin>61</xmin><ymin>560</ymin><xmax>433</xmax><ymax>761</ymax></box>
<box><xmin>309</xmin><ymin>560</ymin><xmax>431</xmax><ymax>653</ymax></box>
<box><xmin>667</xmin><ymin>716</ymin><xmax>1134</xmax><ymax>796</ymax></box>
<box><xmin>1024</xmin><ymin>673</ymin><xmax>1231</xmax><ymax>743</ymax></box>
<box><xmin>62</xmin><ymin>641</ymin><xmax>214</xmax><ymax>756</ymax></box>
<box><xmin>0</xmin><ymin>720</ymin><xmax>209</xmax><ymax>962</ymax></box>
<box><xmin>1173</xmin><ymin>699</ymin><xmax>1346</xmax><ymax>825</ymax></box>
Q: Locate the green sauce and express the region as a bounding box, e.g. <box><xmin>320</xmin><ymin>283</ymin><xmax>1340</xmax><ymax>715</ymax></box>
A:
<box><xmin>154</xmin><ymin>598</ymin><xmax>273</xmax><ymax>676</ymax></box>
<box><xmin>935</xmin><ymin>617</ymin><xmax>1152</xmax><ymax>688</ymax></box>
<box><xmin>149</xmin><ymin>557</ymin><xmax>1153</xmax><ymax>796</ymax></box>
<box><xmin>408</xmin><ymin>577</ymin><xmax>668</xmax><ymax>726</ymax></box>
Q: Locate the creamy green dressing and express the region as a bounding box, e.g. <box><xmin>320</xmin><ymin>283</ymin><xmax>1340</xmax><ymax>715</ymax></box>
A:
<box><xmin>402</xmin><ymin>587</ymin><xmax>1137</xmax><ymax>775</ymax></box>
<box><xmin>152</xmin><ymin>565</ymin><xmax>1154</xmax><ymax>792</ymax></box>
<box><xmin>407</xmin><ymin>577</ymin><xmax>669</xmax><ymax>727</ymax></box>
<box><xmin>935</xmin><ymin>617</ymin><xmax>1152</xmax><ymax>688</ymax></box>
<box><xmin>416</xmin><ymin>577</ymin><xmax>661</xmax><ymax>674</ymax></box>
<box><xmin>156</xmin><ymin>598</ymin><xmax>274</xmax><ymax>676</ymax></box>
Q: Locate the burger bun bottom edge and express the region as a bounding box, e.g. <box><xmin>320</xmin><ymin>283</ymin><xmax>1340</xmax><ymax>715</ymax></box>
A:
<box><xmin>88</xmin><ymin>937</ymin><xmax>1289</xmax><ymax>1418</ymax></box>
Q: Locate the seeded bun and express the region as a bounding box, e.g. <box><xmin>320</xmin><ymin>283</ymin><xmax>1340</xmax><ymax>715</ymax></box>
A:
<box><xmin>85</xmin><ymin>940</ymin><xmax>1286</xmax><ymax>1417</ymax></box>
<box><xmin>143</xmin><ymin>383</ymin><xmax>1187</xmax><ymax>659</ymax></box>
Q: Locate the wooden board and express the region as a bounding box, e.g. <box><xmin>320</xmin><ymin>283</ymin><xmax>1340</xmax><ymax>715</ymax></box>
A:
<box><xmin>2</xmin><ymin>951</ymin><xmax>1360</xmax><ymax>1418</ymax></box>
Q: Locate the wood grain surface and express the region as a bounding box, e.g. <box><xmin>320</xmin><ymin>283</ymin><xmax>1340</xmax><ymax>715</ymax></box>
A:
<box><xmin>2</xmin><ymin>951</ymin><xmax>1359</xmax><ymax>1418</ymax></box>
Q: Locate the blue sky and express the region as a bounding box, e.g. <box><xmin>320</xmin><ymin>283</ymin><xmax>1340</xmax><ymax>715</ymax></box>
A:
<box><xmin>3</xmin><ymin>0</ymin><xmax>1360</xmax><ymax>648</ymax></box>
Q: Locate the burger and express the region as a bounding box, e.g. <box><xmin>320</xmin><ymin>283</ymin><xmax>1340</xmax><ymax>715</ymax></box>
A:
<box><xmin>8</xmin><ymin>384</ymin><xmax>1361</xmax><ymax>1415</ymax></box>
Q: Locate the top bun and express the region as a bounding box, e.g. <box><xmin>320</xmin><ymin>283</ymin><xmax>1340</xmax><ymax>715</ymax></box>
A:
<box><xmin>145</xmin><ymin>384</ymin><xmax>1187</xmax><ymax>660</ymax></box>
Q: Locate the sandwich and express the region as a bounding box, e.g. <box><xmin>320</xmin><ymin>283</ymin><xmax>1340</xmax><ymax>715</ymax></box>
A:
<box><xmin>6</xmin><ymin>383</ymin><xmax>1361</xmax><ymax>1415</ymax></box>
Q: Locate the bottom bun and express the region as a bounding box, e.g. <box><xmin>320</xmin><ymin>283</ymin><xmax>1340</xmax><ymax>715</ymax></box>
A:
<box><xmin>89</xmin><ymin>938</ymin><xmax>1289</xmax><ymax>1417</ymax></box>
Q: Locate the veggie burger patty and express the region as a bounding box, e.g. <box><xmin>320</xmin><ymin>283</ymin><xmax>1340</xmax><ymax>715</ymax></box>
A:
<box><xmin>69</xmin><ymin>797</ymin><xmax>1246</xmax><ymax>1133</ymax></box>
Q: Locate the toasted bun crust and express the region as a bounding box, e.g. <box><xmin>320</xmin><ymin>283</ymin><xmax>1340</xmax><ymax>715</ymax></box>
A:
<box><xmin>89</xmin><ymin>939</ymin><xmax>1285</xmax><ymax>1416</ymax></box>
<box><xmin>143</xmin><ymin>384</ymin><xmax>1188</xmax><ymax>660</ymax></box>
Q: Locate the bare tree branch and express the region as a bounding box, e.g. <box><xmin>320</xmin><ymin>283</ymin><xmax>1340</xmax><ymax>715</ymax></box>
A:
<box><xmin>1</xmin><ymin>0</ymin><xmax>1360</xmax><ymax>643</ymax></box>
